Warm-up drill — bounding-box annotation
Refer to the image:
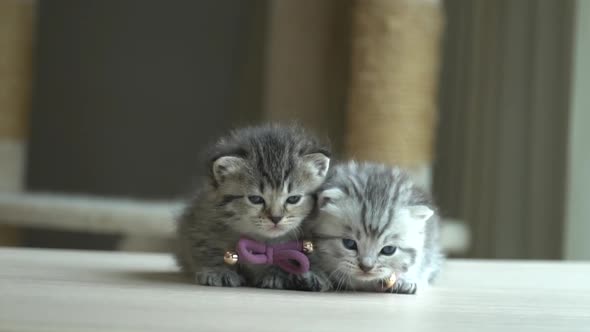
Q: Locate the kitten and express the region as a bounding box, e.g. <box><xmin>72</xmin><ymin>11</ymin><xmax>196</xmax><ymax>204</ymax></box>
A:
<box><xmin>175</xmin><ymin>124</ymin><xmax>330</xmax><ymax>289</ymax></box>
<box><xmin>303</xmin><ymin>162</ymin><xmax>442</xmax><ymax>294</ymax></box>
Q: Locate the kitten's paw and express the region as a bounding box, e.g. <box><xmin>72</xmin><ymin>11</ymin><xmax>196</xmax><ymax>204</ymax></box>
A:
<box><xmin>292</xmin><ymin>271</ymin><xmax>331</xmax><ymax>292</ymax></box>
<box><xmin>256</xmin><ymin>273</ymin><xmax>291</xmax><ymax>289</ymax></box>
<box><xmin>387</xmin><ymin>279</ymin><xmax>418</xmax><ymax>295</ymax></box>
<box><xmin>195</xmin><ymin>269</ymin><xmax>243</xmax><ymax>287</ymax></box>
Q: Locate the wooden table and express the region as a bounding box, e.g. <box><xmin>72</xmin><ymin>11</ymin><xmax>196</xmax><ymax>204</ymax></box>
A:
<box><xmin>1</xmin><ymin>248</ymin><xmax>589</xmax><ymax>332</ymax></box>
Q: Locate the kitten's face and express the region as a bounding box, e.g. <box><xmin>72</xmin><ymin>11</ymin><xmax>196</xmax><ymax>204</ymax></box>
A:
<box><xmin>309</xmin><ymin>165</ymin><xmax>433</xmax><ymax>290</ymax></box>
<box><xmin>212</xmin><ymin>153</ymin><xmax>329</xmax><ymax>239</ymax></box>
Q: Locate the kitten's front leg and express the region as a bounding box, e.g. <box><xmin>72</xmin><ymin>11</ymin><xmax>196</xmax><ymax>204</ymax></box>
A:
<box><xmin>195</xmin><ymin>267</ymin><xmax>244</xmax><ymax>287</ymax></box>
<box><xmin>254</xmin><ymin>266</ymin><xmax>293</xmax><ymax>289</ymax></box>
<box><xmin>187</xmin><ymin>240</ymin><xmax>244</xmax><ymax>287</ymax></box>
<box><xmin>292</xmin><ymin>270</ymin><xmax>331</xmax><ymax>292</ymax></box>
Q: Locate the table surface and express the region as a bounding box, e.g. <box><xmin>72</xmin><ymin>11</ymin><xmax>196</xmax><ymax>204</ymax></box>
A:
<box><xmin>1</xmin><ymin>248</ymin><xmax>589</xmax><ymax>332</ymax></box>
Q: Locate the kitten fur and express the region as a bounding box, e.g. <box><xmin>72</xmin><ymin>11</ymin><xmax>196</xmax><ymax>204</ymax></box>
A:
<box><xmin>175</xmin><ymin>124</ymin><xmax>330</xmax><ymax>289</ymax></box>
<box><xmin>303</xmin><ymin>162</ymin><xmax>442</xmax><ymax>294</ymax></box>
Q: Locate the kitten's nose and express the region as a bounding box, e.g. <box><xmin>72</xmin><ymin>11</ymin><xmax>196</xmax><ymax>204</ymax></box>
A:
<box><xmin>270</xmin><ymin>216</ymin><xmax>283</xmax><ymax>224</ymax></box>
<box><xmin>359</xmin><ymin>262</ymin><xmax>374</xmax><ymax>273</ymax></box>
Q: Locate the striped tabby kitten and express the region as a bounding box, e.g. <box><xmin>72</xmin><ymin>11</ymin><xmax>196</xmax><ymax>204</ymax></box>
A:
<box><xmin>304</xmin><ymin>162</ymin><xmax>442</xmax><ymax>294</ymax></box>
<box><xmin>175</xmin><ymin>124</ymin><xmax>330</xmax><ymax>289</ymax></box>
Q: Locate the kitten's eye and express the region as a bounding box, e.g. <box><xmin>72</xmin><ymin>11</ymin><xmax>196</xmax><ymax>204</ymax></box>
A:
<box><xmin>380</xmin><ymin>246</ymin><xmax>397</xmax><ymax>256</ymax></box>
<box><xmin>342</xmin><ymin>238</ymin><xmax>357</xmax><ymax>250</ymax></box>
<box><xmin>247</xmin><ymin>195</ymin><xmax>265</xmax><ymax>205</ymax></box>
<box><xmin>286</xmin><ymin>195</ymin><xmax>302</xmax><ymax>204</ymax></box>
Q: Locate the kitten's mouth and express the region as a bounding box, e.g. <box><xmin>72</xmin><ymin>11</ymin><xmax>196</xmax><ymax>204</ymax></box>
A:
<box><xmin>261</xmin><ymin>224</ymin><xmax>291</xmax><ymax>237</ymax></box>
<box><xmin>356</xmin><ymin>274</ymin><xmax>377</xmax><ymax>281</ymax></box>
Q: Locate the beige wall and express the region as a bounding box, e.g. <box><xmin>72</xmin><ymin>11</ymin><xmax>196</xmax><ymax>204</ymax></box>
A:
<box><xmin>0</xmin><ymin>0</ymin><xmax>35</xmax><ymax>246</ymax></box>
<box><xmin>0</xmin><ymin>0</ymin><xmax>34</xmax><ymax>191</ymax></box>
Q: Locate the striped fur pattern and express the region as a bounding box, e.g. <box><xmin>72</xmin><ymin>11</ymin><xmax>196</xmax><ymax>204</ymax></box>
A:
<box><xmin>304</xmin><ymin>162</ymin><xmax>442</xmax><ymax>294</ymax></box>
<box><xmin>175</xmin><ymin>124</ymin><xmax>330</xmax><ymax>289</ymax></box>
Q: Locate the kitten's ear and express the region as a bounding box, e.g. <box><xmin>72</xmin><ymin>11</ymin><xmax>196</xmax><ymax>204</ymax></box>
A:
<box><xmin>318</xmin><ymin>187</ymin><xmax>345</xmax><ymax>208</ymax></box>
<box><xmin>406</xmin><ymin>205</ymin><xmax>434</xmax><ymax>224</ymax></box>
<box><xmin>212</xmin><ymin>156</ymin><xmax>246</xmax><ymax>183</ymax></box>
<box><xmin>302</xmin><ymin>153</ymin><xmax>330</xmax><ymax>179</ymax></box>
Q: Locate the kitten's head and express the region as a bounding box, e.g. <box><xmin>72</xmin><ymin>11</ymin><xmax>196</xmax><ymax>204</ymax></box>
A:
<box><xmin>209</xmin><ymin>124</ymin><xmax>330</xmax><ymax>239</ymax></box>
<box><xmin>309</xmin><ymin>162</ymin><xmax>434</xmax><ymax>289</ymax></box>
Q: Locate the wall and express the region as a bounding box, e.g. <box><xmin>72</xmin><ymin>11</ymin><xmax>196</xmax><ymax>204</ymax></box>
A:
<box><xmin>23</xmin><ymin>0</ymin><xmax>267</xmax><ymax>249</ymax></box>
<box><xmin>27</xmin><ymin>0</ymin><xmax>264</xmax><ymax>199</ymax></box>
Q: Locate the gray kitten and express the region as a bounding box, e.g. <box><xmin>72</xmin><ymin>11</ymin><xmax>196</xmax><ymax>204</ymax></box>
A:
<box><xmin>175</xmin><ymin>124</ymin><xmax>330</xmax><ymax>289</ymax></box>
<box><xmin>303</xmin><ymin>162</ymin><xmax>442</xmax><ymax>294</ymax></box>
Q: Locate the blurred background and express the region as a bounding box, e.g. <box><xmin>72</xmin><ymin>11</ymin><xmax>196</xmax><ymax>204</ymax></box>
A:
<box><xmin>0</xmin><ymin>0</ymin><xmax>588</xmax><ymax>260</ymax></box>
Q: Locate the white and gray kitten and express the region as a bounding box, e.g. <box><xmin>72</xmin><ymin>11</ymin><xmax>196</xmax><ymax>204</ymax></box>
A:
<box><xmin>303</xmin><ymin>162</ymin><xmax>442</xmax><ymax>294</ymax></box>
<box><xmin>175</xmin><ymin>124</ymin><xmax>330</xmax><ymax>289</ymax></box>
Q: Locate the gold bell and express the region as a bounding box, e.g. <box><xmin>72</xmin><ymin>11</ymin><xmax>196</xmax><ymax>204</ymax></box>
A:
<box><xmin>302</xmin><ymin>240</ymin><xmax>314</xmax><ymax>255</ymax></box>
<box><xmin>385</xmin><ymin>273</ymin><xmax>397</xmax><ymax>289</ymax></box>
<box><xmin>223</xmin><ymin>251</ymin><xmax>239</xmax><ymax>265</ymax></box>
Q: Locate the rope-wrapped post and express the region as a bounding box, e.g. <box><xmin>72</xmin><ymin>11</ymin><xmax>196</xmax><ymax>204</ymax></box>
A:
<box><xmin>345</xmin><ymin>0</ymin><xmax>444</xmax><ymax>188</ymax></box>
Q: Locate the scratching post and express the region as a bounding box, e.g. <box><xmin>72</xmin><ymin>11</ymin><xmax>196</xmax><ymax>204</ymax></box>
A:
<box><xmin>345</xmin><ymin>0</ymin><xmax>443</xmax><ymax>188</ymax></box>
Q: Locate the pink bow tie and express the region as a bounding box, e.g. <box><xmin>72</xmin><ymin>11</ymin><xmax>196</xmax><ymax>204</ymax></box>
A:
<box><xmin>236</xmin><ymin>237</ymin><xmax>310</xmax><ymax>275</ymax></box>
